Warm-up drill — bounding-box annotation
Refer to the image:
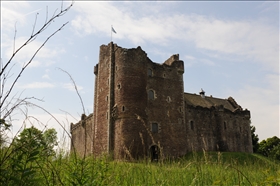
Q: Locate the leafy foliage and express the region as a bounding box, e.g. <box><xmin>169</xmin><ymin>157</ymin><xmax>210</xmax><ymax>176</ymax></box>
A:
<box><xmin>258</xmin><ymin>136</ymin><xmax>280</xmax><ymax>160</ymax></box>
<box><xmin>0</xmin><ymin>126</ymin><xmax>58</xmax><ymax>185</ymax></box>
<box><xmin>13</xmin><ymin>126</ymin><xmax>58</xmax><ymax>157</ymax></box>
<box><xmin>250</xmin><ymin>125</ymin><xmax>259</xmax><ymax>153</ymax></box>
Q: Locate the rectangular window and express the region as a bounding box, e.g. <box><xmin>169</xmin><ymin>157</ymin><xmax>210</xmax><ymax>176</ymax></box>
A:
<box><xmin>148</xmin><ymin>90</ymin><xmax>155</xmax><ymax>100</ymax></box>
<box><xmin>190</xmin><ymin>120</ymin><xmax>194</xmax><ymax>130</ymax></box>
<box><xmin>151</xmin><ymin>123</ymin><xmax>158</xmax><ymax>133</ymax></box>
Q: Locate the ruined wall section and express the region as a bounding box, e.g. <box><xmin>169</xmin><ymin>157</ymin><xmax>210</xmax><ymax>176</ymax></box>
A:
<box><xmin>113</xmin><ymin>46</ymin><xmax>149</xmax><ymax>159</ymax></box>
<box><xmin>70</xmin><ymin>114</ymin><xmax>93</xmax><ymax>157</ymax></box>
<box><xmin>146</xmin><ymin>55</ymin><xmax>186</xmax><ymax>157</ymax></box>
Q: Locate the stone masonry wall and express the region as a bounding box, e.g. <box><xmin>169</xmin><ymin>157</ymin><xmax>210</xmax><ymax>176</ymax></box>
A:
<box><xmin>71</xmin><ymin>42</ymin><xmax>253</xmax><ymax>159</ymax></box>
<box><xmin>71</xmin><ymin>114</ymin><xmax>93</xmax><ymax>157</ymax></box>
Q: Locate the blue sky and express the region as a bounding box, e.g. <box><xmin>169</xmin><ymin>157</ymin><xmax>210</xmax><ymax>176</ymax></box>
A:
<box><xmin>1</xmin><ymin>1</ymin><xmax>279</xmax><ymax>143</ymax></box>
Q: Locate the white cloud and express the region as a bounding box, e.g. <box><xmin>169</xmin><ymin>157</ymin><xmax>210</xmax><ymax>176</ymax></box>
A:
<box><xmin>3</xmin><ymin>36</ymin><xmax>64</xmax><ymax>68</ymax></box>
<box><xmin>71</xmin><ymin>2</ymin><xmax>278</xmax><ymax>72</ymax></box>
<box><xmin>229</xmin><ymin>74</ymin><xmax>279</xmax><ymax>140</ymax></box>
<box><xmin>1</xmin><ymin>1</ymin><xmax>31</xmax><ymax>30</ymax></box>
<box><xmin>63</xmin><ymin>83</ymin><xmax>83</xmax><ymax>92</ymax></box>
<box><xmin>42</xmin><ymin>74</ymin><xmax>50</xmax><ymax>80</ymax></box>
<box><xmin>19</xmin><ymin>82</ymin><xmax>55</xmax><ymax>89</ymax></box>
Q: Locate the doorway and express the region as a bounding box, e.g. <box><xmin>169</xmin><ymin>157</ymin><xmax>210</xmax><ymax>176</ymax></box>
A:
<box><xmin>150</xmin><ymin>145</ymin><xmax>159</xmax><ymax>162</ymax></box>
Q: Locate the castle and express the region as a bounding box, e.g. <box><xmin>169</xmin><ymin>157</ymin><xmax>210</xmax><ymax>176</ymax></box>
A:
<box><xmin>71</xmin><ymin>42</ymin><xmax>253</xmax><ymax>160</ymax></box>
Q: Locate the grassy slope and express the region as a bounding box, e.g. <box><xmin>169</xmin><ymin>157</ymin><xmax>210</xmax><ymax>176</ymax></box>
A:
<box><xmin>104</xmin><ymin>152</ymin><xmax>280</xmax><ymax>185</ymax></box>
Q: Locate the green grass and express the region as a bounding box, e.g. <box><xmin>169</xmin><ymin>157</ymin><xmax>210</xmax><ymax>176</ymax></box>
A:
<box><xmin>1</xmin><ymin>150</ymin><xmax>279</xmax><ymax>185</ymax></box>
<box><xmin>103</xmin><ymin>152</ymin><xmax>280</xmax><ymax>185</ymax></box>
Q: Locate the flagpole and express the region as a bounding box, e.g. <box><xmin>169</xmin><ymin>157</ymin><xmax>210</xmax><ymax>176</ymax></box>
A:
<box><xmin>111</xmin><ymin>25</ymin><xmax>112</xmax><ymax>42</ymax></box>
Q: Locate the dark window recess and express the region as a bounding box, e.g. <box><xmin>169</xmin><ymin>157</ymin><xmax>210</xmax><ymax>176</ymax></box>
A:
<box><xmin>106</xmin><ymin>96</ymin><xmax>108</xmax><ymax>101</ymax></box>
<box><xmin>151</xmin><ymin>123</ymin><xmax>158</xmax><ymax>133</ymax></box>
<box><xmin>122</xmin><ymin>106</ymin><xmax>125</xmax><ymax>112</ymax></box>
<box><xmin>148</xmin><ymin>68</ymin><xmax>153</xmax><ymax>77</ymax></box>
<box><xmin>148</xmin><ymin>90</ymin><xmax>155</xmax><ymax>100</ymax></box>
<box><xmin>117</xmin><ymin>84</ymin><xmax>121</xmax><ymax>89</ymax></box>
<box><xmin>190</xmin><ymin>120</ymin><xmax>194</xmax><ymax>130</ymax></box>
<box><xmin>224</xmin><ymin>122</ymin><xmax>227</xmax><ymax>130</ymax></box>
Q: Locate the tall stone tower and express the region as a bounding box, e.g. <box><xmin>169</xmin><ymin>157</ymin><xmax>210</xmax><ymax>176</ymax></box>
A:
<box><xmin>91</xmin><ymin>42</ymin><xmax>185</xmax><ymax>159</ymax></box>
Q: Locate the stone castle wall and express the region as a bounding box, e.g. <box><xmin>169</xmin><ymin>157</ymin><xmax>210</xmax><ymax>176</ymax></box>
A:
<box><xmin>70</xmin><ymin>43</ymin><xmax>253</xmax><ymax>159</ymax></box>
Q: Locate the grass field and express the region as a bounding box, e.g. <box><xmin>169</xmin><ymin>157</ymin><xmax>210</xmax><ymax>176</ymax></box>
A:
<box><xmin>102</xmin><ymin>152</ymin><xmax>280</xmax><ymax>185</ymax></box>
<box><xmin>1</xmin><ymin>150</ymin><xmax>279</xmax><ymax>185</ymax></box>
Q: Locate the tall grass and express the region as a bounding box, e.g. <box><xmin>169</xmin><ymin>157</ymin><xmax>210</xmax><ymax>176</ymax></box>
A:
<box><xmin>1</xmin><ymin>146</ymin><xmax>279</xmax><ymax>185</ymax></box>
<box><xmin>105</xmin><ymin>152</ymin><xmax>279</xmax><ymax>185</ymax></box>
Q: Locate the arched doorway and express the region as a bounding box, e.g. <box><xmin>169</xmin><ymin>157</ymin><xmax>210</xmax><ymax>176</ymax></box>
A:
<box><xmin>150</xmin><ymin>145</ymin><xmax>160</xmax><ymax>162</ymax></box>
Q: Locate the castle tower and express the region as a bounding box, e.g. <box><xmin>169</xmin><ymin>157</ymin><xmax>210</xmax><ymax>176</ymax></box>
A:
<box><xmin>92</xmin><ymin>42</ymin><xmax>186</xmax><ymax>159</ymax></box>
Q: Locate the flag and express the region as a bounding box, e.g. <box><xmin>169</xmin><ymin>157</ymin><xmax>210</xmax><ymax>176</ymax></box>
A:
<box><xmin>112</xmin><ymin>26</ymin><xmax>117</xmax><ymax>34</ymax></box>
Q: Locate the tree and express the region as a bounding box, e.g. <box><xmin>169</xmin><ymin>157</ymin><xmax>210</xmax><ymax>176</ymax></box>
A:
<box><xmin>250</xmin><ymin>125</ymin><xmax>259</xmax><ymax>153</ymax></box>
<box><xmin>258</xmin><ymin>136</ymin><xmax>280</xmax><ymax>160</ymax></box>
<box><xmin>13</xmin><ymin>126</ymin><xmax>58</xmax><ymax>157</ymax></box>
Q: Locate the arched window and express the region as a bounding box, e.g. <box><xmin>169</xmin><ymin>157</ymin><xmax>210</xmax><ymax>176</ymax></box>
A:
<box><xmin>148</xmin><ymin>90</ymin><xmax>155</xmax><ymax>100</ymax></box>
<box><xmin>147</xmin><ymin>68</ymin><xmax>153</xmax><ymax>77</ymax></box>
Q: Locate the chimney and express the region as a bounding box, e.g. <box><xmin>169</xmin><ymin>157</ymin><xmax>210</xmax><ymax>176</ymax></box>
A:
<box><xmin>199</xmin><ymin>88</ymin><xmax>205</xmax><ymax>98</ymax></box>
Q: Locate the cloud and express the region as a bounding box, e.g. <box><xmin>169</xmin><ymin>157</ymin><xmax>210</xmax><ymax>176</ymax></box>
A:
<box><xmin>1</xmin><ymin>1</ymin><xmax>31</xmax><ymax>30</ymax></box>
<box><xmin>3</xmin><ymin>36</ymin><xmax>65</xmax><ymax>68</ymax></box>
<box><xmin>71</xmin><ymin>2</ymin><xmax>278</xmax><ymax>72</ymax></box>
<box><xmin>18</xmin><ymin>82</ymin><xmax>55</xmax><ymax>89</ymax></box>
<box><xmin>229</xmin><ymin>74</ymin><xmax>279</xmax><ymax>140</ymax></box>
<box><xmin>63</xmin><ymin>83</ymin><xmax>83</xmax><ymax>92</ymax></box>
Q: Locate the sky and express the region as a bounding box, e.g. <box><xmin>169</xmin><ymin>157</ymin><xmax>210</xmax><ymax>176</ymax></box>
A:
<box><xmin>1</xmin><ymin>1</ymin><xmax>279</xmax><ymax>146</ymax></box>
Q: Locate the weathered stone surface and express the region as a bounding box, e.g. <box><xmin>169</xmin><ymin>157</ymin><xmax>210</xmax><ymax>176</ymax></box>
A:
<box><xmin>70</xmin><ymin>42</ymin><xmax>253</xmax><ymax>160</ymax></box>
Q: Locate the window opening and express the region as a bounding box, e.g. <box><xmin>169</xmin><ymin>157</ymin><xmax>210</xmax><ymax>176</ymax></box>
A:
<box><xmin>117</xmin><ymin>84</ymin><xmax>121</xmax><ymax>89</ymax></box>
<box><xmin>224</xmin><ymin>122</ymin><xmax>227</xmax><ymax>130</ymax></box>
<box><xmin>179</xmin><ymin>107</ymin><xmax>183</xmax><ymax>112</ymax></box>
<box><xmin>190</xmin><ymin>120</ymin><xmax>194</xmax><ymax>130</ymax></box>
<box><xmin>148</xmin><ymin>90</ymin><xmax>155</xmax><ymax>100</ymax></box>
<box><xmin>150</xmin><ymin>145</ymin><xmax>159</xmax><ymax>162</ymax></box>
<box><xmin>148</xmin><ymin>68</ymin><xmax>153</xmax><ymax>77</ymax></box>
<box><xmin>122</xmin><ymin>106</ymin><xmax>125</xmax><ymax>112</ymax></box>
<box><xmin>151</xmin><ymin>123</ymin><xmax>158</xmax><ymax>133</ymax></box>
